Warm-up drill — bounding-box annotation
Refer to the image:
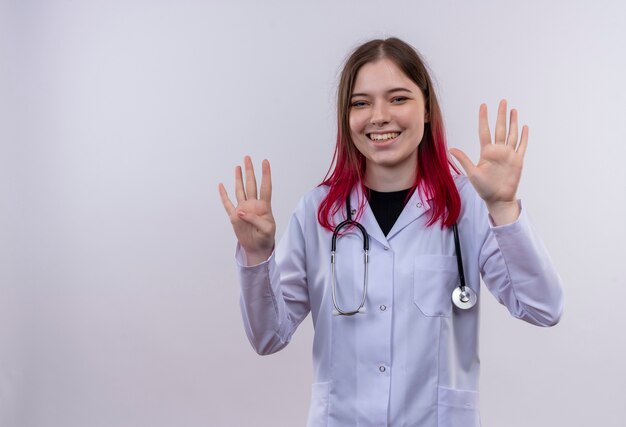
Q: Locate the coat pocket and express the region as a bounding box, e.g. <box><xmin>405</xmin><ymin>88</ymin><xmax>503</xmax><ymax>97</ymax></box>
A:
<box><xmin>413</xmin><ymin>255</ymin><xmax>458</xmax><ymax>317</ymax></box>
<box><xmin>437</xmin><ymin>386</ymin><xmax>480</xmax><ymax>426</ymax></box>
<box><xmin>306</xmin><ymin>381</ymin><xmax>330</xmax><ymax>427</ymax></box>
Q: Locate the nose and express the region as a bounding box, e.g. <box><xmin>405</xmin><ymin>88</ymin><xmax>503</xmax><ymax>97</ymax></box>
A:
<box><xmin>370</xmin><ymin>102</ymin><xmax>390</xmax><ymax>127</ymax></box>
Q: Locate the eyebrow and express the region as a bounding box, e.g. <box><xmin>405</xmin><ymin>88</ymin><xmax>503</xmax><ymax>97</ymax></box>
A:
<box><xmin>351</xmin><ymin>87</ymin><xmax>413</xmax><ymax>98</ymax></box>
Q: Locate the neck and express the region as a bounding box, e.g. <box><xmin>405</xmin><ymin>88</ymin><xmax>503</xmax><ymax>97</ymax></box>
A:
<box><xmin>364</xmin><ymin>156</ymin><xmax>417</xmax><ymax>192</ymax></box>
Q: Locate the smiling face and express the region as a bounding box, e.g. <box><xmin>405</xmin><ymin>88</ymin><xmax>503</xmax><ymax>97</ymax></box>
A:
<box><xmin>349</xmin><ymin>58</ymin><xmax>429</xmax><ymax>189</ymax></box>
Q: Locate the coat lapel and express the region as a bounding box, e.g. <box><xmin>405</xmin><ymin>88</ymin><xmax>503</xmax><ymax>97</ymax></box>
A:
<box><xmin>349</xmin><ymin>187</ymin><xmax>388</xmax><ymax>247</ymax></box>
<box><xmin>344</xmin><ymin>186</ymin><xmax>434</xmax><ymax>246</ymax></box>
<box><xmin>385</xmin><ymin>188</ymin><xmax>433</xmax><ymax>240</ymax></box>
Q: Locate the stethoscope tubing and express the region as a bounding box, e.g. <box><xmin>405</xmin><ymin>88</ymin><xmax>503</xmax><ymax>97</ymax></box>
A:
<box><xmin>330</xmin><ymin>198</ymin><xmax>370</xmax><ymax>316</ymax></box>
<box><xmin>330</xmin><ymin>194</ymin><xmax>476</xmax><ymax>316</ymax></box>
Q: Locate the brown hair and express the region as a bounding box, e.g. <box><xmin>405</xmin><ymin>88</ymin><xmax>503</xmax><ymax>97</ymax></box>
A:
<box><xmin>336</xmin><ymin>37</ymin><xmax>438</xmax><ymax>151</ymax></box>
<box><xmin>318</xmin><ymin>37</ymin><xmax>461</xmax><ymax>230</ymax></box>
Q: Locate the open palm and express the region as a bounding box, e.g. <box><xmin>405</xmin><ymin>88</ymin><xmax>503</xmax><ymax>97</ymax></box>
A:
<box><xmin>450</xmin><ymin>99</ymin><xmax>528</xmax><ymax>205</ymax></box>
<box><xmin>218</xmin><ymin>156</ymin><xmax>276</xmax><ymax>263</ymax></box>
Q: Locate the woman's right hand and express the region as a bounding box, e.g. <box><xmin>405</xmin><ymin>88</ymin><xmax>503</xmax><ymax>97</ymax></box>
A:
<box><xmin>218</xmin><ymin>156</ymin><xmax>276</xmax><ymax>265</ymax></box>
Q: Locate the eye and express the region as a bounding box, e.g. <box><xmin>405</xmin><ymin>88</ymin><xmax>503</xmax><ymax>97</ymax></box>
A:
<box><xmin>391</xmin><ymin>96</ymin><xmax>408</xmax><ymax>104</ymax></box>
<box><xmin>351</xmin><ymin>100</ymin><xmax>368</xmax><ymax>108</ymax></box>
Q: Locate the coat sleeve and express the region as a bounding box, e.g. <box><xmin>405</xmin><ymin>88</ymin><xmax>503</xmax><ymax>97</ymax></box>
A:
<box><xmin>478</xmin><ymin>201</ymin><xmax>564</xmax><ymax>326</ymax></box>
<box><xmin>235</xmin><ymin>199</ymin><xmax>311</xmax><ymax>355</ymax></box>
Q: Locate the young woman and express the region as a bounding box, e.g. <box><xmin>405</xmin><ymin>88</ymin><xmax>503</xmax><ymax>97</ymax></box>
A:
<box><xmin>218</xmin><ymin>37</ymin><xmax>563</xmax><ymax>427</ymax></box>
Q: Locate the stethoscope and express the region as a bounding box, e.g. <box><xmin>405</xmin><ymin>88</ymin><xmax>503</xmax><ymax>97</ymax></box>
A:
<box><xmin>330</xmin><ymin>196</ymin><xmax>477</xmax><ymax>316</ymax></box>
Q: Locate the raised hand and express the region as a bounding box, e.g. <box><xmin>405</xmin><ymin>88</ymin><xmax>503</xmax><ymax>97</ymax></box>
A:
<box><xmin>450</xmin><ymin>99</ymin><xmax>528</xmax><ymax>225</ymax></box>
<box><xmin>218</xmin><ymin>156</ymin><xmax>276</xmax><ymax>265</ymax></box>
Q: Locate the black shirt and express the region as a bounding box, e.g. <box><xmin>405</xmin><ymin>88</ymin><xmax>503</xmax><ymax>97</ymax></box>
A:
<box><xmin>367</xmin><ymin>187</ymin><xmax>412</xmax><ymax>236</ymax></box>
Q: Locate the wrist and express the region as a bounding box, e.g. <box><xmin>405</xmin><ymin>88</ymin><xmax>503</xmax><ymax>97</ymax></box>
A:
<box><xmin>486</xmin><ymin>200</ymin><xmax>520</xmax><ymax>226</ymax></box>
<box><xmin>243</xmin><ymin>246</ymin><xmax>274</xmax><ymax>266</ymax></box>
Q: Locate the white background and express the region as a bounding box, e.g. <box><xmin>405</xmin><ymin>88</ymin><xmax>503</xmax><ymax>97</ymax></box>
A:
<box><xmin>1</xmin><ymin>1</ymin><xmax>625</xmax><ymax>426</ymax></box>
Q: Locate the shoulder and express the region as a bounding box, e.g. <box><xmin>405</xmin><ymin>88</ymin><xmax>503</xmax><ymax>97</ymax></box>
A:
<box><xmin>284</xmin><ymin>185</ymin><xmax>331</xmax><ymax>235</ymax></box>
<box><xmin>297</xmin><ymin>185</ymin><xmax>329</xmax><ymax>206</ymax></box>
<box><xmin>291</xmin><ymin>185</ymin><xmax>330</xmax><ymax>219</ymax></box>
<box><xmin>452</xmin><ymin>174</ymin><xmax>487</xmax><ymax>221</ymax></box>
<box><xmin>452</xmin><ymin>174</ymin><xmax>472</xmax><ymax>197</ymax></box>
<box><xmin>453</xmin><ymin>174</ymin><xmax>478</xmax><ymax>203</ymax></box>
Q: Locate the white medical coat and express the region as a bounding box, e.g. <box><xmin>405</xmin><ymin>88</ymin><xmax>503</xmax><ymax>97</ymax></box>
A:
<box><xmin>236</xmin><ymin>176</ymin><xmax>563</xmax><ymax>427</ymax></box>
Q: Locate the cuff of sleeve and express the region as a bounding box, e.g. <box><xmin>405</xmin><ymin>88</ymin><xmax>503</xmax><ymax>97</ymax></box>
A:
<box><xmin>489</xmin><ymin>200</ymin><xmax>539</xmax><ymax>259</ymax></box>
<box><xmin>235</xmin><ymin>243</ymin><xmax>275</xmax><ymax>267</ymax></box>
<box><xmin>235</xmin><ymin>243</ymin><xmax>277</xmax><ymax>290</ymax></box>
<box><xmin>488</xmin><ymin>200</ymin><xmax>525</xmax><ymax>232</ymax></box>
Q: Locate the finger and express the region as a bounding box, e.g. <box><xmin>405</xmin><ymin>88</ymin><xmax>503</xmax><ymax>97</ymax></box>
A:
<box><xmin>218</xmin><ymin>183</ymin><xmax>236</xmax><ymax>216</ymax></box>
<box><xmin>507</xmin><ymin>109</ymin><xmax>518</xmax><ymax>148</ymax></box>
<box><xmin>449</xmin><ymin>148</ymin><xmax>476</xmax><ymax>176</ymax></box>
<box><xmin>516</xmin><ymin>125</ymin><xmax>529</xmax><ymax>157</ymax></box>
<box><xmin>494</xmin><ymin>99</ymin><xmax>507</xmax><ymax>144</ymax></box>
<box><xmin>478</xmin><ymin>104</ymin><xmax>491</xmax><ymax>148</ymax></box>
<box><xmin>235</xmin><ymin>165</ymin><xmax>246</xmax><ymax>203</ymax></box>
<box><xmin>244</xmin><ymin>156</ymin><xmax>258</xmax><ymax>200</ymax></box>
<box><xmin>236</xmin><ymin>210</ymin><xmax>273</xmax><ymax>235</ymax></box>
<box><xmin>259</xmin><ymin>159</ymin><xmax>272</xmax><ymax>203</ymax></box>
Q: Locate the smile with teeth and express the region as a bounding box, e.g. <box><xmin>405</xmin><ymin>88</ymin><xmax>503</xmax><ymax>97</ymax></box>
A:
<box><xmin>368</xmin><ymin>132</ymin><xmax>400</xmax><ymax>141</ymax></box>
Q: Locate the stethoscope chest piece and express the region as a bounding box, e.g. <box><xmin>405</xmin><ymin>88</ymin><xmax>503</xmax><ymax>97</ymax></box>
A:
<box><xmin>331</xmin><ymin>197</ymin><xmax>478</xmax><ymax>315</ymax></box>
<box><xmin>452</xmin><ymin>286</ymin><xmax>477</xmax><ymax>310</ymax></box>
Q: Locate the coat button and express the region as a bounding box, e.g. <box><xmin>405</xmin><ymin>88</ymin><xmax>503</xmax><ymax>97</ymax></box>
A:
<box><xmin>379</xmin><ymin>305</ymin><xmax>387</xmax><ymax>311</ymax></box>
<box><xmin>383</xmin><ymin>246</ymin><xmax>389</xmax><ymax>251</ymax></box>
<box><xmin>379</xmin><ymin>365</ymin><xmax>386</xmax><ymax>372</ymax></box>
<box><xmin>416</xmin><ymin>202</ymin><xmax>423</xmax><ymax>208</ymax></box>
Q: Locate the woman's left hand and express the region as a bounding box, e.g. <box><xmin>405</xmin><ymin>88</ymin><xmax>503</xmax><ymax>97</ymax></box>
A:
<box><xmin>450</xmin><ymin>99</ymin><xmax>528</xmax><ymax>225</ymax></box>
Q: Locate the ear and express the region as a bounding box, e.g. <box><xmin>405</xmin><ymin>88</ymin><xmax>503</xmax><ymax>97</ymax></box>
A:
<box><xmin>424</xmin><ymin>110</ymin><xmax>430</xmax><ymax>123</ymax></box>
